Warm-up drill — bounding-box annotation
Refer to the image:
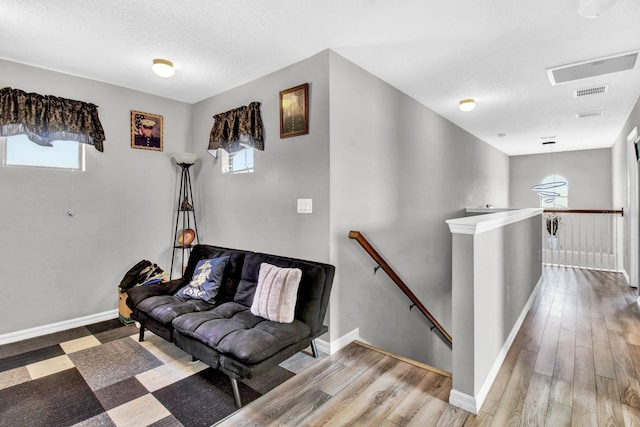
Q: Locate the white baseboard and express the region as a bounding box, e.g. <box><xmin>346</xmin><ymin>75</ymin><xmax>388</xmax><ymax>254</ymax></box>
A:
<box><xmin>449</xmin><ymin>389</ymin><xmax>480</xmax><ymax>414</ymax></box>
<box><xmin>622</xmin><ymin>269</ymin><xmax>638</xmax><ymax>288</ymax></box>
<box><xmin>450</xmin><ymin>275</ymin><xmax>543</xmax><ymax>414</ymax></box>
<box><xmin>622</xmin><ymin>268</ymin><xmax>630</xmax><ymax>284</ymax></box>
<box><xmin>0</xmin><ymin>309</ymin><xmax>119</xmax><ymax>345</ymax></box>
<box><xmin>315</xmin><ymin>328</ymin><xmax>360</xmax><ymax>355</ymax></box>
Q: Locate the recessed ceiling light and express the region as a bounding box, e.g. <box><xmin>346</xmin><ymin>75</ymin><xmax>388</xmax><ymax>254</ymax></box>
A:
<box><xmin>152</xmin><ymin>58</ymin><xmax>175</xmax><ymax>78</ymax></box>
<box><xmin>458</xmin><ymin>98</ymin><xmax>476</xmax><ymax>112</ymax></box>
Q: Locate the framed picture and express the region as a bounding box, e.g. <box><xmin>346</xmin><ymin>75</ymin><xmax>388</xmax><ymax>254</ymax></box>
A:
<box><xmin>279</xmin><ymin>83</ymin><xmax>309</xmax><ymax>138</ymax></box>
<box><xmin>131</xmin><ymin>111</ymin><xmax>163</xmax><ymax>151</ymax></box>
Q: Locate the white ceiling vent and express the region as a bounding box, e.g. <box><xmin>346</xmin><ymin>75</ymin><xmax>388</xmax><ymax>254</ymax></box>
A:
<box><xmin>547</xmin><ymin>52</ymin><xmax>638</xmax><ymax>85</ymax></box>
<box><xmin>576</xmin><ymin>110</ymin><xmax>604</xmax><ymax>118</ymax></box>
<box><xmin>574</xmin><ymin>85</ymin><xmax>609</xmax><ymax>97</ymax></box>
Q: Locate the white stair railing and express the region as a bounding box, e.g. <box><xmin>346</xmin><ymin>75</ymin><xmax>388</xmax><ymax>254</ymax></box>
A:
<box><xmin>542</xmin><ymin>209</ymin><xmax>624</xmax><ymax>271</ymax></box>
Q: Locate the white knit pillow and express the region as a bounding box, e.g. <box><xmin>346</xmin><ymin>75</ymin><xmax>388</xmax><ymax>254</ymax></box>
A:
<box><xmin>250</xmin><ymin>263</ymin><xmax>302</xmax><ymax>323</ymax></box>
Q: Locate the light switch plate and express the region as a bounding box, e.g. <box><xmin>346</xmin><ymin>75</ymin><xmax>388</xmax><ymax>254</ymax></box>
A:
<box><xmin>297</xmin><ymin>198</ymin><xmax>312</xmax><ymax>214</ymax></box>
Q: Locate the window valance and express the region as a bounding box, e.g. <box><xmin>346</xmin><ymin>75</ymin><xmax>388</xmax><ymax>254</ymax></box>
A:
<box><xmin>208</xmin><ymin>102</ymin><xmax>264</xmax><ymax>156</ymax></box>
<box><xmin>0</xmin><ymin>87</ymin><xmax>106</xmax><ymax>152</ymax></box>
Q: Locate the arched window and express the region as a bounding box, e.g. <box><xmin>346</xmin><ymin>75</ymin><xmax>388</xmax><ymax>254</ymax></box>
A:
<box><xmin>532</xmin><ymin>174</ymin><xmax>568</xmax><ymax>208</ymax></box>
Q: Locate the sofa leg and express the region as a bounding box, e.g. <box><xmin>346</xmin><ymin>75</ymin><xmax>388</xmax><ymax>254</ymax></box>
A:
<box><xmin>230</xmin><ymin>378</ymin><xmax>242</xmax><ymax>408</ymax></box>
<box><xmin>138</xmin><ymin>324</ymin><xmax>145</xmax><ymax>342</ymax></box>
<box><xmin>311</xmin><ymin>340</ymin><xmax>320</xmax><ymax>358</ymax></box>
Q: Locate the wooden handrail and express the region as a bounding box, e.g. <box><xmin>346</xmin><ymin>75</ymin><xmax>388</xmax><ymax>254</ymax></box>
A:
<box><xmin>544</xmin><ymin>208</ymin><xmax>623</xmax><ymax>216</ymax></box>
<box><xmin>348</xmin><ymin>230</ymin><xmax>452</xmax><ymax>345</ymax></box>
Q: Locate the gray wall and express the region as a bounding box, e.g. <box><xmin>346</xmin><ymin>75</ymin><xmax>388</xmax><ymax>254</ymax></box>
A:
<box><xmin>187</xmin><ymin>51</ymin><xmax>331</xmax><ymax>263</ymax></box>
<box><xmin>510</xmin><ymin>148</ymin><xmax>612</xmax><ymax>209</ymax></box>
<box><xmin>328</xmin><ymin>51</ymin><xmax>510</xmax><ymax>370</ymax></box>
<box><xmin>0</xmin><ymin>59</ymin><xmax>192</xmax><ymax>334</ymax></box>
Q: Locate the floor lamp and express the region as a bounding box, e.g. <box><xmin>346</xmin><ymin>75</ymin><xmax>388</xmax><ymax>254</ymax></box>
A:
<box><xmin>170</xmin><ymin>152</ymin><xmax>200</xmax><ymax>279</ymax></box>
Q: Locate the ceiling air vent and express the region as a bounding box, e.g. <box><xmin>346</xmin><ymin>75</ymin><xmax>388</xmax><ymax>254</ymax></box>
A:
<box><xmin>574</xmin><ymin>85</ymin><xmax>608</xmax><ymax>97</ymax></box>
<box><xmin>547</xmin><ymin>52</ymin><xmax>638</xmax><ymax>85</ymax></box>
<box><xmin>576</xmin><ymin>110</ymin><xmax>604</xmax><ymax>118</ymax></box>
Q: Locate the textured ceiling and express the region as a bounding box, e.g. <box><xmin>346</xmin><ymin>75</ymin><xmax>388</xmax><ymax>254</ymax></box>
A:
<box><xmin>1</xmin><ymin>0</ymin><xmax>639</xmax><ymax>155</ymax></box>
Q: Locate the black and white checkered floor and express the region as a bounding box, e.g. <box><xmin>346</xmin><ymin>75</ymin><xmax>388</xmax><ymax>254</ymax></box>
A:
<box><xmin>0</xmin><ymin>319</ymin><xmax>307</xmax><ymax>427</ymax></box>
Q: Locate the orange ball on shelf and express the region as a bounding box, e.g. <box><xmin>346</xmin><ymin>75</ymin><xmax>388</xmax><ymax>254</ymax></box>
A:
<box><xmin>178</xmin><ymin>228</ymin><xmax>195</xmax><ymax>246</ymax></box>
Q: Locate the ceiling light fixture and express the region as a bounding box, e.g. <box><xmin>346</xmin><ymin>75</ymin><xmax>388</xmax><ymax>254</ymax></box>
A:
<box><xmin>152</xmin><ymin>58</ymin><xmax>175</xmax><ymax>78</ymax></box>
<box><xmin>578</xmin><ymin>0</ymin><xmax>617</xmax><ymax>18</ymax></box>
<box><xmin>458</xmin><ymin>98</ymin><xmax>476</xmax><ymax>112</ymax></box>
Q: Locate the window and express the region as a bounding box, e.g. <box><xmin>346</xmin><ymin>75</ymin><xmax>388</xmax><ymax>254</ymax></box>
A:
<box><xmin>3</xmin><ymin>135</ymin><xmax>84</xmax><ymax>170</ymax></box>
<box><xmin>535</xmin><ymin>174</ymin><xmax>568</xmax><ymax>209</ymax></box>
<box><xmin>221</xmin><ymin>147</ymin><xmax>254</xmax><ymax>174</ymax></box>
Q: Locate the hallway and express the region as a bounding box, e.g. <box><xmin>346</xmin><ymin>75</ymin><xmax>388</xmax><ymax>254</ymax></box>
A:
<box><xmin>216</xmin><ymin>267</ymin><xmax>640</xmax><ymax>425</ymax></box>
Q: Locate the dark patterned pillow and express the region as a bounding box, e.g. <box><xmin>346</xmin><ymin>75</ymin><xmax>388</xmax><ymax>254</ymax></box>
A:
<box><xmin>175</xmin><ymin>256</ymin><xmax>229</xmax><ymax>303</ymax></box>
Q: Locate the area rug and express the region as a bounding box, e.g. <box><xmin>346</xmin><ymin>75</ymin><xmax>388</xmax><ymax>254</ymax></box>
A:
<box><xmin>0</xmin><ymin>318</ymin><xmax>295</xmax><ymax>427</ymax></box>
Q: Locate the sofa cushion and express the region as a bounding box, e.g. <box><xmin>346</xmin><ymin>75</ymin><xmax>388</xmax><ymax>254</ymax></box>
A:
<box><xmin>127</xmin><ymin>278</ymin><xmax>188</xmax><ymax>309</ymax></box>
<box><xmin>250</xmin><ymin>263</ymin><xmax>301</xmax><ymax>323</ymax></box>
<box><xmin>182</xmin><ymin>246</ymin><xmax>248</xmax><ymax>303</ymax></box>
<box><xmin>175</xmin><ymin>256</ymin><xmax>229</xmax><ymax>303</ymax></box>
<box><xmin>136</xmin><ymin>295</ymin><xmax>216</xmax><ymax>325</ymax></box>
<box><xmin>172</xmin><ymin>302</ymin><xmax>311</xmax><ymax>364</ymax></box>
<box><xmin>233</xmin><ymin>252</ymin><xmax>329</xmax><ymax>334</ymax></box>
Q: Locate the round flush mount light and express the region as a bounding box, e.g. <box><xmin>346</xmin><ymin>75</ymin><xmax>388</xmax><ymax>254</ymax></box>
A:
<box><xmin>152</xmin><ymin>58</ymin><xmax>175</xmax><ymax>78</ymax></box>
<box><xmin>458</xmin><ymin>98</ymin><xmax>476</xmax><ymax>112</ymax></box>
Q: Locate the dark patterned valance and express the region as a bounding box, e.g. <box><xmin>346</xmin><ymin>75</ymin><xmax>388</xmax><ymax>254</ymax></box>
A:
<box><xmin>0</xmin><ymin>87</ymin><xmax>105</xmax><ymax>152</ymax></box>
<box><xmin>208</xmin><ymin>102</ymin><xmax>264</xmax><ymax>156</ymax></box>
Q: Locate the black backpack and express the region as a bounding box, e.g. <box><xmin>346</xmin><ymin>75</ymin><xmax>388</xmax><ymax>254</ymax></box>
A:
<box><xmin>119</xmin><ymin>260</ymin><xmax>153</xmax><ymax>292</ymax></box>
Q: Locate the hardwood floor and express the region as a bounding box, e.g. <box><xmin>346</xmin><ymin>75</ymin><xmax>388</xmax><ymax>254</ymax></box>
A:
<box><xmin>217</xmin><ymin>267</ymin><xmax>640</xmax><ymax>426</ymax></box>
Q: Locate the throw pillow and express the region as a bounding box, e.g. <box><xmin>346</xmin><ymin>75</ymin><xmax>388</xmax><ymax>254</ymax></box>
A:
<box><xmin>176</xmin><ymin>256</ymin><xmax>229</xmax><ymax>303</ymax></box>
<box><xmin>250</xmin><ymin>262</ymin><xmax>302</xmax><ymax>323</ymax></box>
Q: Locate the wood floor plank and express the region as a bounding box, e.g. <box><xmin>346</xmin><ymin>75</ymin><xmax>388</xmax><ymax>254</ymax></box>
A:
<box><xmin>622</xmin><ymin>403</ymin><xmax>640</xmax><ymax>426</ymax></box>
<box><xmin>627</xmin><ymin>343</ymin><xmax>640</xmax><ymax>383</ymax></box>
<box><xmin>575</xmin><ymin>313</ymin><xmax>593</xmax><ymax>349</ymax></box>
<box><xmin>520</xmin><ymin>372</ymin><xmax>552</xmax><ymax>426</ymax></box>
<box><xmin>602</xmin><ymin>292</ymin><xmax>625</xmax><ymax>334</ymax></box>
<box><xmin>549</xmin><ymin>378</ymin><xmax>573</xmax><ymax>408</ymax></box>
<box><xmin>405</xmin><ymin>396</ymin><xmax>449</xmax><ymax>427</ymax></box>
<box><xmin>590</xmin><ymin>314</ymin><xmax>617</xmax><ymax>379</ymax></box>
<box><xmin>523</xmin><ymin>307</ymin><xmax>550</xmax><ymax>353</ymax></box>
<box><xmin>321</xmin><ymin>361</ymin><xmax>416</xmax><ymax>427</ymax></box>
<box><xmin>553</xmin><ymin>327</ymin><xmax>576</xmax><ymax>383</ymax></box>
<box><xmin>300</xmin><ymin>355</ymin><xmax>408</xmax><ymax>426</ymax></box>
<box><xmin>384</xmin><ymin>371</ymin><xmax>446</xmax><ymax>427</ymax></box>
<box><xmin>480</xmin><ymin>333</ymin><xmax>527</xmax><ymax>416</ymax></box>
<box><xmin>549</xmin><ymin>285</ymin><xmax>567</xmax><ymax>317</ymax></box>
<box><xmin>545</xmin><ymin>401</ymin><xmax>572</xmax><ymax>427</ymax></box>
<box><xmin>534</xmin><ymin>314</ymin><xmax>562</xmax><ymax>377</ymax></box>
<box><xmin>463</xmin><ymin>411</ymin><xmax>493</xmax><ymax>427</ymax></box>
<box><xmin>617</xmin><ymin>302</ymin><xmax>640</xmax><ymax>346</ymax></box>
<box><xmin>609</xmin><ymin>330</ymin><xmax>640</xmax><ymax>409</ymax></box>
<box><xmin>595</xmin><ymin>375</ymin><xmax>625</xmax><ymax>427</ymax></box>
<box><xmin>433</xmin><ymin>405</ymin><xmax>471</xmax><ymax>427</ymax></box>
<box><xmin>561</xmin><ymin>294</ymin><xmax>577</xmax><ymax>331</ymax></box>
<box><xmin>489</xmin><ymin>349</ymin><xmax>537</xmax><ymax>426</ymax></box>
<box><xmin>572</xmin><ymin>345</ymin><xmax>598</xmax><ymax>426</ymax></box>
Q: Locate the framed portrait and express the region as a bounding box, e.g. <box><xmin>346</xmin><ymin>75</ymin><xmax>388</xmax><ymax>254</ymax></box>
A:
<box><xmin>279</xmin><ymin>83</ymin><xmax>309</xmax><ymax>138</ymax></box>
<box><xmin>131</xmin><ymin>111</ymin><xmax>163</xmax><ymax>151</ymax></box>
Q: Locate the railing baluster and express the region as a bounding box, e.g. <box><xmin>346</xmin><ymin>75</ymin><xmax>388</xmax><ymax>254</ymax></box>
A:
<box><xmin>542</xmin><ymin>209</ymin><xmax>623</xmax><ymax>273</ymax></box>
